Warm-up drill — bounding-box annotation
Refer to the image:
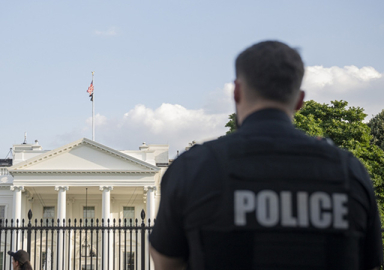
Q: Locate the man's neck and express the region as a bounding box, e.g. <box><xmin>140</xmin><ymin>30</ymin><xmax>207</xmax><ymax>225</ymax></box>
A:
<box><xmin>237</xmin><ymin>101</ymin><xmax>294</xmax><ymax>125</ymax></box>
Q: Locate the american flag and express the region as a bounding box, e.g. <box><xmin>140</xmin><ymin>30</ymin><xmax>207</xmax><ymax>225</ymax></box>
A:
<box><xmin>87</xmin><ymin>80</ymin><xmax>94</xmax><ymax>96</ymax></box>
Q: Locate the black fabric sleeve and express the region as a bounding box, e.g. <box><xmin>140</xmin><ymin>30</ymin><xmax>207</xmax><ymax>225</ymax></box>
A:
<box><xmin>149</xmin><ymin>156</ymin><xmax>189</xmax><ymax>258</ymax></box>
<box><xmin>363</xmin><ymin>198</ymin><xmax>383</xmax><ymax>269</ymax></box>
<box><xmin>349</xmin><ymin>156</ymin><xmax>383</xmax><ymax>269</ymax></box>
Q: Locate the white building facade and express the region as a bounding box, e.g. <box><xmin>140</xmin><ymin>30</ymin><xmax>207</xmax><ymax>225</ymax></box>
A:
<box><xmin>0</xmin><ymin>138</ymin><xmax>168</xmax><ymax>270</ymax></box>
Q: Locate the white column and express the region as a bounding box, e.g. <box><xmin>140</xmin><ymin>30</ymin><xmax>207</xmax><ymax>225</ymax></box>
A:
<box><xmin>100</xmin><ymin>186</ymin><xmax>113</xmax><ymax>221</ymax></box>
<box><xmin>100</xmin><ymin>186</ymin><xmax>113</xmax><ymax>270</ymax></box>
<box><xmin>144</xmin><ymin>186</ymin><xmax>156</xmax><ymax>270</ymax></box>
<box><xmin>55</xmin><ymin>186</ymin><xmax>69</xmax><ymax>270</ymax></box>
<box><xmin>10</xmin><ymin>185</ymin><xmax>24</xmax><ymax>249</ymax></box>
<box><xmin>11</xmin><ymin>186</ymin><xmax>24</xmax><ymax>224</ymax></box>
<box><xmin>144</xmin><ymin>186</ymin><xmax>156</xmax><ymax>223</ymax></box>
<box><xmin>55</xmin><ymin>186</ymin><xmax>68</xmax><ymax>224</ymax></box>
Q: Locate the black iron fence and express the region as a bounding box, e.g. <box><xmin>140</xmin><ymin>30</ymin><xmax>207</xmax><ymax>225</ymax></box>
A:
<box><xmin>0</xmin><ymin>210</ymin><xmax>153</xmax><ymax>270</ymax></box>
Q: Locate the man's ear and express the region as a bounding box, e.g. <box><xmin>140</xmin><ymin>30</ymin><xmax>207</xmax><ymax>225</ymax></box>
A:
<box><xmin>234</xmin><ymin>80</ymin><xmax>241</xmax><ymax>104</ymax></box>
<box><xmin>295</xmin><ymin>90</ymin><xmax>305</xmax><ymax>111</ymax></box>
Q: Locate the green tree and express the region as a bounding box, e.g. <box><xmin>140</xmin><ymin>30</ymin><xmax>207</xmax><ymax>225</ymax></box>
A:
<box><xmin>294</xmin><ymin>100</ymin><xmax>371</xmax><ymax>148</ymax></box>
<box><xmin>368</xmin><ymin>109</ymin><xmax>384</xmax><ymax>151</ymax></box>
<box><xmin>225</xmin><ymin>113</ymin><xmax>236</xmax><ymax>135</ymax></box>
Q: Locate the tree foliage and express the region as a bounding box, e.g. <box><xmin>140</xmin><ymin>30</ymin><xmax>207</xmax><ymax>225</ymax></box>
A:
<box><xmin>294</xmin><ymin>100</ymin><xmax>371</xmax><ymax>148</ymax></box>
<box><xmin>368</xmin><ymin>109</ymin><xmax>384</xmax><ymax>151</ymax></box>
<box><xmin>225</xmin><ymin>113</ymin><xmax>236</xmax><ymax>135</ymax></box>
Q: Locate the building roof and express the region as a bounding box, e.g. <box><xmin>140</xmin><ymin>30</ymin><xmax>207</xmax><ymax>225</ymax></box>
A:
<box><xmin>9</xmin><ymin>138</ymin><xmax>160</xmax><ymax>174</ymax></box>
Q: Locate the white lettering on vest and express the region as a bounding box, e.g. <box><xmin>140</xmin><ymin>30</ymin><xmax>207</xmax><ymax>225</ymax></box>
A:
<box><xmin>234</xmin><ymin>190</ymin><xmax>255</xmax><ymax>226</ymax></box>
<box><xmin>257</xmin><ymin>190</ymin><xmax>279</xmax><ymax>227</ymax></box>
<box><xmin>281</xmin><ymin>191</ymin><xmax>297</xmax><ymax>226</ymax></box>
<box><xmin>297</xmin><ymin>192</ymin><xmax>309</xmax><ymax>226</ymax></box>
<box><xmin>234</xmin><ymin>190</ymin><xmax>349</xmax><ymax>229</ymax></box>
<box><xmin>310</xmin><ymin>192</ymin><xmax>332</xmax><ymax>228</ymax></box>
<box><xmin>333</xmin><ymin>193</ymin><xmax>348</xmax><ymax>229</ymax></box>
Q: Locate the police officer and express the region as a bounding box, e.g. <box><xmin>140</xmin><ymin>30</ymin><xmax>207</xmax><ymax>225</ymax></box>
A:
<box><xmin>149</xmin><ymin>41</ymin><xmax>383</xmax><ymax>270</ymax></box>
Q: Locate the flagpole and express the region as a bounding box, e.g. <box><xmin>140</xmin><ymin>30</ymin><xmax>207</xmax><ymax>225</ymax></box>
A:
<box><xmin>92</xmin><ymin>71</ymin><xmax>95</xmax><ymax>141</ymax></box>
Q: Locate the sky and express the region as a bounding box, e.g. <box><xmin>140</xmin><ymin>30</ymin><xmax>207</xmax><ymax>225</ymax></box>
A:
<box><xmin>1</xmin><ymin>1</ymin><xmax>383</xmax><ymax>159</ymax></box>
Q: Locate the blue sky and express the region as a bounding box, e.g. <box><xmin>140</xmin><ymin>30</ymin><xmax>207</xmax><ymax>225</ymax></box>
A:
<box><xmin>1</xmin><ymin>1</ymin><xmax>383</xmax><ymax>158</ymax></box>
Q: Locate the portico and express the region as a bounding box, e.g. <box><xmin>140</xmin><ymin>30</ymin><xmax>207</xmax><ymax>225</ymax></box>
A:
<box><xmin>2</xmin><ymin>138</ymin><xmax>167</xmax><ymax>270</ymax></box>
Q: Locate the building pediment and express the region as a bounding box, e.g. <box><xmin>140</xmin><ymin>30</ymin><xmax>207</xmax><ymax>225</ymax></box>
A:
<box><xmin>9</xmin><ymin>138</ymin><xmax>160</xmax><ymax>174</ymax></box>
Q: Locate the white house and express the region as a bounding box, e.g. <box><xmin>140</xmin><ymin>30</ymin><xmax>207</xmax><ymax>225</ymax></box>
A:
<box><xmin>0</xmin><ymin>138</ymin><xmax>169</xmax><ymax>270</ymax></box>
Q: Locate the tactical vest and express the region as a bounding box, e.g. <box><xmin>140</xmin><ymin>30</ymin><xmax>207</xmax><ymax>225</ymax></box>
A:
<box><xmin>186</xmin><ymin>136</ymin><xmax>362</xmax><ymax>270</ymax></box>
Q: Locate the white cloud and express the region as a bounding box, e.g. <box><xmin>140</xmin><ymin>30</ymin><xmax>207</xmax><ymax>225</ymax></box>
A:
<box><xmin>95</xmin><ymin>103</ymin><xmax>229</xmax><ymax>157</ymax></box>
<box><xmin>94</xmin><ymin>27</ymin><xmax>117</xmax><ymax>36</ymax></box>
<box><xmin>302</xmin><ymin>65</ymin><xmax>384</xmax><ymax>120</ymax></box>
<box><xmin>123</xmin><ymin>103</ymin><xmax>227</xmax><ymax>134</ymax></box>
<box><xmin>303</xmin><ymin>65</ymin><xmax>382</xmax><ymax>92</ymax></box>
<box><xmin>51</xmin><ymin>84</ymin><xmax>233</xmax><ymax>157</ymax></box>
<box><xmin>52</xmin><ymin>65</ymin><xmax>384</xmax><ymax>157</ymax></box>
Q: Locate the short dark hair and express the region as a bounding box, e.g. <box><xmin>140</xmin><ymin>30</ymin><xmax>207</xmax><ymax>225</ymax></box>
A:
<box><xmin>235</xmin><ymin>41</ymin><xmax>304</xmax><ymax>104</ymax></box>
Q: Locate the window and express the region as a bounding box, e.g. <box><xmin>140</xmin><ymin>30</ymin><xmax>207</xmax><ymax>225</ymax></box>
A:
<box><xmin>81</xmin><ymin>265</ymin><xmax>93</xmax><ymax>270</ymax></box>
<box><xmin>123</xmin><ymin>207</ymin><xmax>135</xmax><ymax>222</ymax></box>
<box><xmin>81</xmin><ymin>244</ymin><xmax>96</xmax><ymax>257</ymax></box>
<box><xmin>83</xmin><ymin>206</ymin><xmax>95</xmax><ymax>225</ymax></box>
<box><xmin>89</xmin><ymin>248</ymin><xmax>96</xmax><ymax>257</ymax></box>
<box><xmin>0</xmin><ymin>206</ymin><xmax>5</xmax><ymax>220</ymax></box>
<box><xmin>43</xmin><ymin>207</ymin><xmax>55</xmax><ymax>226</ymax></box>
<box><xmin>42</xmin><ymin>250</ymin><xmax>53</xmax><ymax>269</ymax></box>
<box><xmin>42</xmin><ymin>252</ymin><xmax>47</xmax><ymax>267</ymax></box>
<box><xmin>124</xmin><ymin>252</ymin><xmax>134</xmax><ymax>270</ymax></box>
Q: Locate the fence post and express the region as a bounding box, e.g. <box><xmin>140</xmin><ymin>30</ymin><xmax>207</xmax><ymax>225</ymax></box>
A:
<box><xmin>141</xmin><ymin>210</ymin><xmax>146</xmax><ymax>270</ymax></box>
<box><xmin>27</xmin><ymin>210</ymin><xmax>32</xmax><ymax>256</ymax></box>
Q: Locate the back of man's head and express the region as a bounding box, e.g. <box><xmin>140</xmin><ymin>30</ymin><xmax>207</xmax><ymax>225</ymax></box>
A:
<box><xmin>235</xmin><ymin>41</ymin><xmax>304</xmax><ymax>105</ymax></box>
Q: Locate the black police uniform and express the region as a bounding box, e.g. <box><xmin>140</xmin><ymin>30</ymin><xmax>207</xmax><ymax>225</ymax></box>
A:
<box><xmin>149</xmin><ymin>109</ymin><xmax>383</xmax><ymax>270</ymax></box>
